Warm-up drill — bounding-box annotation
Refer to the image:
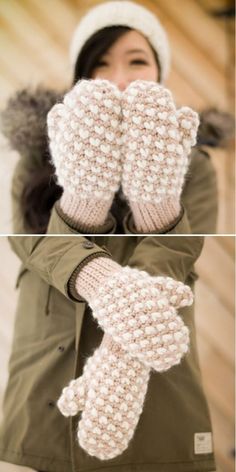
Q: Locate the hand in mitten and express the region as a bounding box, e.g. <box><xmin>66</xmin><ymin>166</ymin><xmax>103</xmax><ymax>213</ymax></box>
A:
<box><xmin>121</xmin><ymin>80</ymin><xmax>200</xmax><ymax>232</ymax></box>
<box><xmin>76</xmin><ymin>257</ymin><xmax>193</xmax><ymax>371</ymax></box>
<box><xmin>47</xmin><ymin>79</ymin><xmax>122</xmax><ymax>231</ymax></box>
<box><xmin>57</xmin><ymin>334</ymin><xmax>150</xmax><ymax>460</ymax></box>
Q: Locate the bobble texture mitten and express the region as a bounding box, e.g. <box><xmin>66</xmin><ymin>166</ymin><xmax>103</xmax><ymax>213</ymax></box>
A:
<box><xmin>47</xmin><ymin>79</ymin><xmax>122</xmax><ymax>230</ymax></box>
<box><xmin>121</xmin><ymin>80</ymin><xmax>200</xmax><ymax>232</ymax></box>
<box><xmin>76</xmin><ymin>257</ymin><xmax>193</xmax><ymax>372</ymax></box>
<box><xmin>57</xmin><ymin>334</ymin><xmax>150</xmax><ymax>460</ymax></box>
<box><xmin>58</xmin><ymin>257</ymin><xmax>193</xmax><ymax>459</ymax></box>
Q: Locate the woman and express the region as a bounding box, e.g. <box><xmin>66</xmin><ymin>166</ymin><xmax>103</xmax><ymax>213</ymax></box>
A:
<box><xmin>0</xmin><ymin>0</ymin><xmax>219</xmax><ymax>235</ymax></box>
<box><xmin>0</xmin><ymin>2</ymin><xmax>216</xmax><ymax>472</ymax></box>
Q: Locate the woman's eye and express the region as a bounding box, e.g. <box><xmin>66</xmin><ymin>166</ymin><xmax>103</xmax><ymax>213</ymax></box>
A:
<box><xmin>131</xmin><ymin>60</ymin><xmax>148</xmax><ymax>65</ymax></box>
<box><xmin>95</xmin><ymin>61</ymin><xmax>107</xmax><ymax>67</ymax></box>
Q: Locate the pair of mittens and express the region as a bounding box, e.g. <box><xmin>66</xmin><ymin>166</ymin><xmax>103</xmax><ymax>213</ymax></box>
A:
<box><xmin>47</xmin><ymin>79</ymin><xmax>199</xmax><ymax>230</ymax></box>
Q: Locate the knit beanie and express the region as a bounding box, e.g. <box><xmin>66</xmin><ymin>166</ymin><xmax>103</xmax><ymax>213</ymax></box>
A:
<box><xmin>69</xmin><ymin>1</ymin><xmax>170</xmax><ymax>83</ymax></box>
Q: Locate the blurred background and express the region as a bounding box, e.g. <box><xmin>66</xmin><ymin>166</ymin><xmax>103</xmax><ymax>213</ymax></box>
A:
<box><xmin>0</xmin><ymin>235</ymin><xmax>235</xmax><ymax>472</ymax></box>
<box><xmin>0</xmin><ymin>0</ymin><xmax>235</xmax><ymax>234</ymax></box>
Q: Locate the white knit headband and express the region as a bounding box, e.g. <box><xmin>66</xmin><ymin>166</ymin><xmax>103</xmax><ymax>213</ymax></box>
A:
<box><xmin>69</xmin><ymin>1</ymin><xmax>171</xmax><ymax>83</ymax></box>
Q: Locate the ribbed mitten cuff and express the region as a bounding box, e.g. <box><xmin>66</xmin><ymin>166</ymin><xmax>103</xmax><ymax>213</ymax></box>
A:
<box><xmin>130</xmin><ymin>198</ymin><xmax>181</xmax><ymax>233</ymax></box>
<box><xmin>60</xmin><ymin>192</ymin><xmax>113</xmax><ymax>233</ymax></box>
<box><xmin>75</xmin><ymin>257</ymin><xmax>121</xmax><ymax>302</ymax></box>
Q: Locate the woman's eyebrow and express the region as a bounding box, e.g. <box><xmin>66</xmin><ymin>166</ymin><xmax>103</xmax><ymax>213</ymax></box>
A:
<box><xmin>105</xmin><ymin>49</ymin><xmax>148</xmax><ymax>56</ymax></box>
<box><xmin>125</xmin><ymin>49</ymin><xmax>148</xmax><ymax>55</ymax></box>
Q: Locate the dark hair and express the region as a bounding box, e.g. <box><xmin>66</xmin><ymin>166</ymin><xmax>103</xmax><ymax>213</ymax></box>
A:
<box><xmin>22</xmin><ymin>160</ymin><xmax>63</xmax><ymax>233</ymax></box>
<box><xmin>22</xmin><ymin>26</ymin><xmax>160</xmax><ymax>233</ymax></box>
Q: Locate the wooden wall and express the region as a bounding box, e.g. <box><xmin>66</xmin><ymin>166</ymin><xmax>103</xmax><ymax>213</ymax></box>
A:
<box><xmin>0</xmin><ymin>235</ymin><xmax>234</xmax><ymax>472</ymax></box>
<box><xmin>0</xmin><ymin>0</ymin><xmax>234</xmax><ymax>233</ymax></box>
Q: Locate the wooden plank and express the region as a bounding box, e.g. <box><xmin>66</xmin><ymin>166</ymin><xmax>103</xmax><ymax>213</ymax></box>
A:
<box><xmin>211</xmin><ymin>151</ymin><xmax>228</xmax><ymax>235</ymax></box>
<box><xmin>209</xmin><ymin>149</ymin><xmax>235</xmax><ymax>235</ymax></box>
<box><xmin>22</xmin><ymin>0</ymin><xmax>76</xmax><ymax>48</ymax></box>
<box><xmin>166</xmin><ymin>69</ymin><xmax>206</xmax><ymax>109</ymax></box>
<box><xmin>197</xmin><ymin>0</ymin><xmax>234</xmax><ymax>39</ymax></box>
<box><xmin>0</xmin><ymin>30</ymin><xmax>43</xmax><ymax>86</ymax></box>
<box><xmin>0</xmin><ymin>27</ymin><xmax>58</xmax><ymax>87</ymax></box>
<box><xmin>198</xmin><ymin>337</ymin><xmax>235</xmax><ymax>472</ymax></box>
<box><xmin>75</xmin><ymin>0</ymin><xmax>102</xmax><ymax>10</ymax></box>
<box><xmin>197</xmin><ymin>335</ymin><xmax>234</xmax><ymax>420</ymax></box>
<box><xmin>155</xmin><ymin>14</ymin><xmax>228</xmax><ymax>108</ymax></box>
<box><xmin>195</xmin><ymin>236</ymin><xmax>235</xmax><ymax>313</ymax></box>
<box><xmin>0</xmin><ymin>30</ymin><xmax>63</xmax><ymax>89</ymax></box>
<box><xmin>0</xmin><ymin>0</ymin><xmax>70</xmax><ymax>85</ymax></box>
<box><xmin>195</xmin><ymin>279</ymin><xmax>234</xmax><ymax>365</ymax></box>
<box><xmin>208</xmin><ymin>401</ymin><xmax>235</xmax><ymax>472</ymax></box>
<box><xmin>154</xmin><ymin>0</ymin><xmax>228</xmax><ymax>72</ymax></box>
<box><xmin>216</xmin><ymin>236</ymin><xmax>235</xmax><ymax>258</ymax></box>
<box><xmin>198</xmin><ymin>0</ymin><xmax>234</xmax><ymax>13</ymax></box>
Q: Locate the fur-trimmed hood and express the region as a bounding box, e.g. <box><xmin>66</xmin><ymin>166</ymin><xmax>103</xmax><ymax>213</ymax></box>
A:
<box><xmin>1</xmin><ymin>85</ymin><xmax>234</xmax><ymax>159</ymax></box>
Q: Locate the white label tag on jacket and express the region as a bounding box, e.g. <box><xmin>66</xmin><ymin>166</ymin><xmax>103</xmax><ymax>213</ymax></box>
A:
<box><xmin>194</xmin><ymin>432</ymin><xmax>213</xmax><ymax>454</ymax></box>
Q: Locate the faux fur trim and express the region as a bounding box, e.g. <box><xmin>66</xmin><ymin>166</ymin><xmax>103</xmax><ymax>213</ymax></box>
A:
<box><xmin>0</xmin><ymin>86</ymin><xmax>65</xmax><ymax>158</ymax></box>
<box><xmin>1</xmin><ymin>86</ymin><xmax>234</xmax><ymax>158</ymax></box>
<box><xmin>198</xmin><ymin>107</ymin><xmax>235</xmax><ymax>147</ymax></box>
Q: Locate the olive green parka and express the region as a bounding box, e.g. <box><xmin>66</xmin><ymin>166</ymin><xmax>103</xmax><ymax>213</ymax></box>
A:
<box><xmin>0</xmin><ymin>232</ymin><xmax>216</xmax><ymax>472</ymax></box>
<box><xmin>0</xmin><ymin>236</ymin><xmax>215</xmax><ymax>472</ymax></box>
<box><xmin>0</xmin><ymin>88</ymin><xmax>217</xmax><ymax>472</ymax></box>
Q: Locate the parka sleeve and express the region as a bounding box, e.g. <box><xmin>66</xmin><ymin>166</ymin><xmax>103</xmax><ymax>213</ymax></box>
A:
<box><xmin>125</xmin><ymin>235</ymin><xmax>204</xmax><ymax>285</ymax></box>
<box><xmin>181</xmin><ymin>148</ymin><xmax>218</xmax><ymax>234</ymax></box>
<box><xmin>64</xmin><ymin>235</ymin><xmax>204</xmax><ymax>303</ymax></box>
<box><xmin>46</xmin><ymin>205</ymin><xmax>117</xmax><ymax>235</ymax></box>
<box><xmin>8</xmin><ymin>236</ymin><xmax>112</xmax><ymax>302</ymax></box>
<box><xmin>123</xmin><ymin>148</ymin><xmax>218</xmax><ymax>235</ymax></box>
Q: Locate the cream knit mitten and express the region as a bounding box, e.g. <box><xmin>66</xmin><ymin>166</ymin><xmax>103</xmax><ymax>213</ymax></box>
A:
<box><xmin>47</xmin><ymin>79</ymin><xmax>122</xmax><ymax>231</ymax></box>
<box><xmin>58</xmin><ymin>257</ymin><xmax>193</xmax><ymax>459</ymax></box>
<box><xmin>76</xmin><ymin>257</ymin><xmax>193</xmax><ymax>371</ymax></box>
<box><xmin>121</xmin><ymin>80</ymin><xmax>200</xmax><ymax>232</ymax></box>
<box><xmin>57</xmin><ymin>334</ymin><xmax>150</xmax><ymax>460</ymax></box>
